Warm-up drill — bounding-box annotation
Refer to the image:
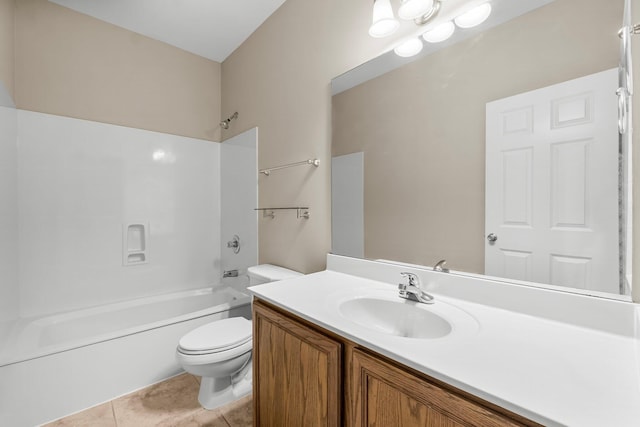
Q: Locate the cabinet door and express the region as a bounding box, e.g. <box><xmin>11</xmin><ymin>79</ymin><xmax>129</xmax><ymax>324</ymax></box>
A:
<box><xmin>350</xmin><ymin>348</ymin><xmax>527</xmax><ymax>427</ymax></box>
<box><xmin>253</xmin><ymin>300</ymin><xmax>342</xmax><ymax>427</ymax></box>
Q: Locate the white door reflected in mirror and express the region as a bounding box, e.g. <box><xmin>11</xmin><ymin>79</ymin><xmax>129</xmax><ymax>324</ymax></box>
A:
<box><xmin>485</xmin><ymin>69</ymin><xmax>620</xmax><ymax>294</ymax></box>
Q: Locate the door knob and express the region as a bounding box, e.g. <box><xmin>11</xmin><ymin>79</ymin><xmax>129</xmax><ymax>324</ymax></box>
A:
<box><xmin>486</xmin><ymin>233</ymin><xmax>498</xmax><ymax>243</ymax></box>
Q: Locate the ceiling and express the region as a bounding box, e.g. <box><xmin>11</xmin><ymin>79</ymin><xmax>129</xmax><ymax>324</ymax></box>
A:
<box><xmin>49</xmin><ymin>0</ymin><xmax>287</xmax><ymax>62</ymax></box>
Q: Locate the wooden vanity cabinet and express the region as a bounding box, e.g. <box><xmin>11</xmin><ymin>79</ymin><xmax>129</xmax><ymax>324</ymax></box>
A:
<box><xmin>252</xmin><ymin>299</ymin><xmax>342</xmax><ymax>427</ymax></box>
<box><xmin>253</xmin><ymin>299</ymin><xmax>540</xmax><ymax>427</ymax></box>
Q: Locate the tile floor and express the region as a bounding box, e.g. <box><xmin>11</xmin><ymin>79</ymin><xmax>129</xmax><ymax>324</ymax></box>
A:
<box><xmin>43</xmin><ymin>373</ymin><xmax>252</xmax><ymax>427</ymax></box>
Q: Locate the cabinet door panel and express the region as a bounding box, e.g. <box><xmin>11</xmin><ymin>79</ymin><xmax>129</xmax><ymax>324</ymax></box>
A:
<box><xmin>367</xmin><ymin>376</ymin><xmax>464</xmax><ymax>427</ymax></box>
<box><xmin>253</xmin><ymin>301</ymin><xmax>341</xmax><ymax>427</ymax></box>
<box><xmin>351</xmin><ymin>348</ymin><xmax>525</xmax><ymax>427</ymax></box>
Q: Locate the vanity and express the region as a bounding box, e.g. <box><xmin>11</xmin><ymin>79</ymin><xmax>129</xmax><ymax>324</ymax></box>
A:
<box><xmin>249</xmin><ymin>255</ymin><xmax>640</xmax><ymax>427</ymax></box>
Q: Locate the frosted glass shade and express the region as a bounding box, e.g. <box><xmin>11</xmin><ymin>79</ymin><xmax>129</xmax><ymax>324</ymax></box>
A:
<box><xmin>369</xmin><ymin>0</ymin><xmax>400</xmax><ymax>38</ymax></box>
<box><xmin>454</xmin><ymin>3</ymin><xmax>492</xmax><ymax>29</ymax></box>
<box><xmin>422</xmin><ymin>21</ymin><xmax>455</xmax><ymax>43</ymax></box>
<box><xmin>394</xmin><ymin>38</ymin><xmax>423</xmax><ymax>57</ymax></box>
<box><xmin>398</xmin><ymin>0</ymin><xmax>435</xmax><ymax>20</ymax></box>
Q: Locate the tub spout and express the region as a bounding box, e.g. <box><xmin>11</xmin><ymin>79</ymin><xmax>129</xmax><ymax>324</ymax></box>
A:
<box><xmin>223</xmin><ymin>270</ymin><xmax>239</xmax><ymax>278</ymax></box>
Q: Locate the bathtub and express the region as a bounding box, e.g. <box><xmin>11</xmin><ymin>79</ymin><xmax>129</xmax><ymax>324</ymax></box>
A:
<box><xmin>0</xmin><ymin>284</ymin><xmax>252</xmax><ymax>427</ymax></box>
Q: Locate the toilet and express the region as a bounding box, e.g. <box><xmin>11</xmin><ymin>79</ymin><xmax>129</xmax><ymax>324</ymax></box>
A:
<box><xmin>176</xmin><ymin>264</ymin><xmax>302</xmax><ymax>410</ymax></box>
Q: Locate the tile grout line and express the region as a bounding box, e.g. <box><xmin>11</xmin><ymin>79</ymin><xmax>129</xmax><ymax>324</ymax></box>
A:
<box><xmin>189</xmin><ymin>373</ymin><xmax>200</xmax><ymax>387</ymax></box>
<box><xmin>220</xmin><ymin>413</ymin><xmax>233</xmax><ymax>427</ymax></box>
<box><xmin>110</xmin><ymin>400</ymin><xmax>118</xmax><ymax>427</ymax></box>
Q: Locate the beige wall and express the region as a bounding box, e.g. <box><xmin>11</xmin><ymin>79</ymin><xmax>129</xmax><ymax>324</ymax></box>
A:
<box><xmin>14</xmin><ymin>0</ymin><xmax>221</xmax><ymax>141</ymax></box>
<box><xmin>0</xmin><ymin>0</ymin><xmax>14</xmax><ymax>99</ymax></box>
<box><xmin>332</xmin><ymin>0</ymin><xmax>621</xmax><ymax>273</ymax></box>
<box><xmin>221</xmin><ymin>0</ymin><xmax>390</xmax><ymax>273</ymax></box>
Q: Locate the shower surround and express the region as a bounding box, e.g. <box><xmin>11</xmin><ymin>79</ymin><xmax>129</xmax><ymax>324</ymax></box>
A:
<box><xmin>0</xmin><ymin>109</ymin><xmax>258</xmax><ymax>426</ymax></box>
<box><xmin>16</xmin><ymin>110</ymin><xmax>223</xmax><ymax>317</ymax></box>
<box><xmin>0</xmin><ymin>104</ymin><xmax>18</xmax><ymax>335</ymax></box>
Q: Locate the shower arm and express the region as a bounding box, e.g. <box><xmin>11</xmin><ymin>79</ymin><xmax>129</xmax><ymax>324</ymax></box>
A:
<box><xmin>220</xmin><ymin>112</ymin><xmax>239</xmax><ymax>129</ymax></box>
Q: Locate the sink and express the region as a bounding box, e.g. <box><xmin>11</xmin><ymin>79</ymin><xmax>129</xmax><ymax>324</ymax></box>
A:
<box><xmin>338</xmin><ymin>297</ymin><xmax>452</xmax><ymax>339</ymax></box>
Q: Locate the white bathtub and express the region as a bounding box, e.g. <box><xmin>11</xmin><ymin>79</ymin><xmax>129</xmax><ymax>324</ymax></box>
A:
<box><xmin>0</xmin><ymin>284</ymin><xmax>252</xmax><ymax>427</ymax></box>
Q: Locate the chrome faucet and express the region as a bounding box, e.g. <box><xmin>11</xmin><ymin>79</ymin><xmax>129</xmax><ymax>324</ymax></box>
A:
<box><xmin>398</xmin><ymin>272</ymin><xmax>434</xmax><ymax>304</ymax></box>
<box><xmin>433</xmin><ymin>259</ymin><xmax>449</xmax><ymax>273</ymax></box>
<box><xmin>223</xmin><ymin>269</ymin><xmax>239</xmax><ymax>278</ymax></box>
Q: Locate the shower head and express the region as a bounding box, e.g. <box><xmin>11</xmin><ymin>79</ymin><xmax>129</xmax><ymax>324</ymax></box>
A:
<box><xmin>220</xmin><ymin>112</ymin><xmax>238</xmax><ymax>130</ymax></box>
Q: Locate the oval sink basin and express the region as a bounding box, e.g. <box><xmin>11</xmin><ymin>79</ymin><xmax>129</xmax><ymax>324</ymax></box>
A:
<box><xmin>339</xmin><ymin>297</ymin><xmax>452</xmax><ymax>339</ymax></box>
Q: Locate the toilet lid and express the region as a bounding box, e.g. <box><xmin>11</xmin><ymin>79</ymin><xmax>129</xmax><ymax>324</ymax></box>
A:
<box><xmin>178</xmin><ymin>317</ymin><xmax>252</xmax><ymax>353</ymax></box>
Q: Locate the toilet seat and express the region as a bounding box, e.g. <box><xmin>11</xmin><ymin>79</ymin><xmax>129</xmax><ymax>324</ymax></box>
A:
<box><xmin>176</xmin><ymin>339</ymin><xmax>252</xmax><ymax>365</ymax></box>
<box><xmin>178</xmin><ymin>336</ymin><xmax>251</xmax><ymax>355</ymax></box>
<box><xmin>177</xmin><ymin>317</ymin><xmax>252</xmax><ymax>358</ymax></box>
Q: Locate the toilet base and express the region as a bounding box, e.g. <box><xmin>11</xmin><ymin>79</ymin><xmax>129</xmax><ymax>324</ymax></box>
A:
<box><xmin>198</xmin><ymin>361</ymin><xmax>252</xmax><ymax>410</ymax></box>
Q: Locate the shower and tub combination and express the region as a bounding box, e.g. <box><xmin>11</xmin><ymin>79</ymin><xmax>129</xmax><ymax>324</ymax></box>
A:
<box><xmin>0</xmin><ymin>107</ymin><xmax>261</xmax><ymax>426</ymax></box>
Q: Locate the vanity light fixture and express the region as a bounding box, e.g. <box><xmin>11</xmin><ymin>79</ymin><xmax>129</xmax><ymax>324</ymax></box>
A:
<box><xmin>398</xmin><ymin>0</ymin><xmax>435</xmax><ymax>20</ymax></box>
<box><xmin>369</xmin><ymin>0</ymin><xmax>440</xmax><ymax>39</ymax></box>
<box><xmin>369</xmin><ymin>0</ymin><xmax>400</xmax><ymax>38</ymax></box>
<box><xmin>368</xmin><ymin>0</ymin><xmax>492</xmax><ymax>57</ymax></box>
<box><xmin>394</xmin><ymin>37</ymin><xmax>424</xmax><ymax>57</ymax></box>
<box><xmin>422</xmin><ymin>21</ymin><xmax>455</xmax><ymax>43</ymax></box>
<box><xmin>454</xmin><ymin>2</ymin><xmax>492</xmax><ymax>29</ymax></box>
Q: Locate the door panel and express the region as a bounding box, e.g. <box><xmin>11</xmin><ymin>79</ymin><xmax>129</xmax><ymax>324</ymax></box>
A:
<box><xmin>502</xmin><ymin>148</ymin><xmax>533</xmax><ymax>226</ymax></box>
<box><xmin>253</xmin><ymin>301</ymin><xmax>341</xmax><ymax>427</ymax></box>
<box><xmin>550</xmin><ymin>139</ymin><xmax>589</xmax><ymax>228</ymax></box>
<box><xmin>350</xmin><ymin>348</ymin><xmax>527</xmax><ymax>427</ymax></box>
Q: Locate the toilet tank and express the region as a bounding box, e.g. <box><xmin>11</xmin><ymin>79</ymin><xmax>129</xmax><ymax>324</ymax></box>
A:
<box><xmin>248</xmin><ymin>264</ymin><xmax>303</xmax><ymax>285</ymax></box>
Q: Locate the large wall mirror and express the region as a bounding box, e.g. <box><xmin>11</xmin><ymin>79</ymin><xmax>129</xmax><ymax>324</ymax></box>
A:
<box><xmin>331</xmin><ymin>0</ymin><xmax>633</xmax><ymax>299</ymax></box>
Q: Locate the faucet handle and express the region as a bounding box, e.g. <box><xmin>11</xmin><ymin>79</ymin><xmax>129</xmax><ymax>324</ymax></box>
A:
<box><xmin>433</xmin><ymin>259</ymin><xmax>449</xmax><ymax>273</ymax></box>
<box><xmin>400</xmin><ymin>272</ymin><xmax>419</xmax><ymax>286</ymax></box>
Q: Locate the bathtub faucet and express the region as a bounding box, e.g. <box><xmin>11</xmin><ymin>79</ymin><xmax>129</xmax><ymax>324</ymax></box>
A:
<box><xmin>223</xmin><ymin>269</ymin><xmax>239</xmax><ymax>278</ymax></box>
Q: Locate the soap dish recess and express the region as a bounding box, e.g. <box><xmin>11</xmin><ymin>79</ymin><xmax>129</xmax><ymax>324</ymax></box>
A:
<box><xmin>123</xmin><ymin>223</ymin><xmax>148</xmax><ymax>266</ymax></box>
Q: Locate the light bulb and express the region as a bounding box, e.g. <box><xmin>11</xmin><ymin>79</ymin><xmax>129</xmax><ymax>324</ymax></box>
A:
<box><xmin>454</xmin><ymin>3</ymin><xmax>492</xmax><ymax>29</ymax></box>
<box><xmin>398</xmin><ymin>0</ymin><xmax>435</xmax><ymax>20</ymax></box>
<box><xmin>422</xmin><ymin>21</ymin><xmax>455</xmax><ymax>43</ymax></box>
<box><xmin>369</xmin><ymin>0</ymin><xmax>400</xmax><ymax>38</ymax></box>
<box><xmin>394</xmin><ymin>38</ymin><xmax>424</xmax><ymax>57</ymax></box>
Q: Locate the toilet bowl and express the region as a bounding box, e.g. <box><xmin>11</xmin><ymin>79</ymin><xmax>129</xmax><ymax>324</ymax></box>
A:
<box><xmin>176</xmin><ymin>264</ymin><xmax>302</xmax><ymax>410</ymax></box>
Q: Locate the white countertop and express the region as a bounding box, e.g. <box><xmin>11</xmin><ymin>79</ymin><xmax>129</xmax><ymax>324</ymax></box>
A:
<box><xmin>249</xmin><ymin>261</ymin><xmax>640</xmax><ymax>427</ymax></box>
